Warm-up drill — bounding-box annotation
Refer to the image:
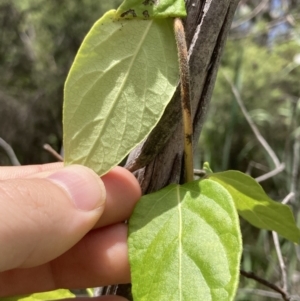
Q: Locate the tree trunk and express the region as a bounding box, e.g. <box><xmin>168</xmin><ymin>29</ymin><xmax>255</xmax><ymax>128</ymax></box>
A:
<box><xmin>117</xmin><ymin>0</ymin><xmax>240</xmax><ymax>298</ymax></box>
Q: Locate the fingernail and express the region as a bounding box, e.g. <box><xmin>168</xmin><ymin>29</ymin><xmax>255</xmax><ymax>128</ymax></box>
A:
<box><xmin>47</xmin><ymin>165</ymin><xmax>106</xmax><ymax>211</ymax></box>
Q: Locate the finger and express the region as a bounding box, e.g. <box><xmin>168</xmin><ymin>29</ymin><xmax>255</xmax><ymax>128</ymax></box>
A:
<box><xmin>27</xmin><ymin>166</ymin><xmax>141</xmax><ymax>228</ymax></box>
<box><xmin>0</xmin><ymin>162</ymin><xmax>63</xmax><ymax>180</ymax></box>
<box><xmin>52</xmin><ymin>224</ymin><xmax>130</xmax><ymax>288</ymax></box>
<box><xmin>95</xmin><ymin>166</ymin><xmax>141</xmax><ymax>228</ymax></box>
<box><xmin>0</xmin><ymin>165</ymin><xmax>106</xmax><ymax>271</ymax></box>
<box><xmin>0</xmin><ymin>224</ymin><xmax>130</xmax><ymax>297</ymax></box>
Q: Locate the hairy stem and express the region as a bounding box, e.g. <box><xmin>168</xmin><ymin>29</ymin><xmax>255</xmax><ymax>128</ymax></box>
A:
<box><xmin>174</xmin><ymin>17</ymin><xmax>194</xmax><ymax>183</ymax></box>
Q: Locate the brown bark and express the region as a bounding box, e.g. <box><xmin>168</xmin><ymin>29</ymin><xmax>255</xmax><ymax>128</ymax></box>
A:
<box><xmin>118</xmin><ymin>0</ymin><xmax>240</xmax><ymax>298</ymax></box>
<box><xmin>126</xmin><ymin>0</ymin><xmax>240</xmax><ymax>193</ymax></box>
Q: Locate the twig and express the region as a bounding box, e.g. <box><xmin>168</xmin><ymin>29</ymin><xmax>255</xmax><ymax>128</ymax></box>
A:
<box><xmin>282</xmin><ymin>192</ymin><xmax>295</xmax><ymax>205</ymax></box>
<box><xmin>223</xmin><ymin>73</ymin><xmax>285</xmax><ymax>182</ymax></box>
<box><xmin>43</xmin><ymin>144</ymin><xmax>63</xmax><ymax>162</ymax></box>
<box><xmin>232</xmin><ymin>0</ymin><xmax>269</xmax><ymax>29</ymax></box>
<box><xmin>238</xmin><ymin>288</ymin><xmax>282</xmax><ymax>299</ymax></box>
<box><xmin>193</xmin><ymin>169</ymin><xmax>206</xmax><ymax>177</ymax></box>
<box><xmin>238</xmin><ymin>288</ymin><xmax>295</xmax><ymax>300</ymax></box>
<box><xmin>290</xmin><ymin>135</ymin><xmax>299</xmax><ymax>203</ymax></box>
<box><xmin>272</xmin><ymin>231</ymin><xmax>288</xmax><ymax>292</ymax></box>
<box><xmin>255</xmin><ymin>163</ymin><xmax>285</xmax><ymax>183</ymax></box>
<box><xmin>0</xmin><ymin>137</ymin><xmax>20</xmax><ymax>166</ymax></box>
<box><xmin>224</xmin><ymin>73</ymin><xmax>280</xmax><ymax>167</ymax></box>
<box><xmin>240</xmin><ymin>269</ymin><xmax>291</xmax><ymax>301</ymax></box>
<box><xmin>230</xmin><ymin>13</ymin><xmax>297</xmax><ymax>40</ymax></box>
<box><xmin>272</xmin><ymin>192</ymin><xmax>296</xmax><ymax>293</ymax></box>
<box><xmin>246</xmin><ymin>161</ymin><xmax>269</xmax><ymax>175</ymax></box>
<box><xmin>174</xmin><ymin>18</ymin><xmax>194</xmax><ymax>183</ymax></box>
<box><xmin>225</xmin><ymin>73</ymin><xmax>290</xmax><ymax>293</ymax></box>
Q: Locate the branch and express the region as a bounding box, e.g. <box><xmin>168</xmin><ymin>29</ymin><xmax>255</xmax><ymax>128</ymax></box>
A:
<box><xmin>126</xmin><ymin>1</ymin><xmax>240</xmax><ymax>193</ymax></box>
<box><xmin>231</xmin><ymin>0</ymin><xmax>269</xmax><ymax>29</ymax></box>
<box><xmin>238</xmin><ymin>288</ymin><xmax>295</xmax><ymax>299</ymax></box>
<box><xmin>43</xmin><ymin>144</ymin><xmax>63</xmax><ymax>162</ymax></box>
<box><xmin>282</xmin><ymin>192</ymin><xmax>295</xmax><ymax>205</ymax></box>
<box><xmin>193</xmin><ymin>169</ymin><xmax>206</xmax><ymax>177</ymax></box>
<box><xmin>240</xmin><ymin>270</ymin><xmax>291</xmax><ymax>301</ymax></box>
<box><xmin>272</xmin><ymin>192</ymin><xmax>296</xmax><ymax>293</ymax></box>
<box><xmin>224</xmin><ymin>73</ymin><xmax>280</xmax><ymax>167</ymax></box>
<box><xmin>272</xmin><ymin>230</ymin><xmax>288</xmax><ymax>292</ymax></box>
<box><xmin>255</xmin><ymin>163</ymin><xmax>285</xmax><ymax>183</ymax></box>
<box><xmin>223</xmin><ymin>73</ymin><xmax>284</xmax><ymax>182</ymax></box>
<box><xmin>246</xmin><ymin>161</ymin><xmax>269</xmax><ymax>174</ymax></box>
<box><xmin>0</xmin><ymin>137</ymin><xmax>20</xmax><ymax>166</ymax></box>
<box><xmin>290</xmin><ymin>134</ymin><xmax>300</xmax><ymax>203</ymax></box>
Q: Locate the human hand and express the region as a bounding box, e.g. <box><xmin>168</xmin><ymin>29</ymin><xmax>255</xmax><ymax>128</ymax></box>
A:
<box><xmin>0</xmin><ymin>163</ymin><xmax>141</xmax><ymax>300</ymax></box>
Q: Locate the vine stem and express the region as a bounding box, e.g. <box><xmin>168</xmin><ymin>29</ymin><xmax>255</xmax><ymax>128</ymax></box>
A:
<box><xmin>174</xmin><ymin>18</ymin><xmax>194</xmax><ymax>183</ymax></box>
<box><xmin>240</xmin><ymin>270</ymin><xmax>291</xmax><ymax>301</ymax></box>
<box><xmin>43</xmin><ymin>144</ymin><xmax>63</xmax><ymax>161</ymax></box>
<box><xmin>0</xmin><ymin>137</ymin><xmax>20</xmax><ymax>166</ymax></box>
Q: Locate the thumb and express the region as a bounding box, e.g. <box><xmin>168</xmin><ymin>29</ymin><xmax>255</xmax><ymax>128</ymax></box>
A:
<box><xmin>0</xmin><ymin>165</ymin><xmax>106</xmax><ymax>272</ymax></box>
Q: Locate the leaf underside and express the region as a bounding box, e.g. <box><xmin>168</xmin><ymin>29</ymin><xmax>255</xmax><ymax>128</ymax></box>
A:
<box><xmin>129</xmin><ymin>179</ymin><xmax>242</xmax><ymax>301</ymax></box>
<box><xmin>210</xmin><ymin>171</ymin><xmax>300</xmax><ymax>243</ymax></box>
<box><xmin>63</xmin><ymin>10</ymin><xmax>179</xmax><ymax>175</ymax></box>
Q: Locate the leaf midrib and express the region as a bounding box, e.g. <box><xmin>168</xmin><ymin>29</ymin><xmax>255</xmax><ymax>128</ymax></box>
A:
<box><xmin>177</xmin><ymin>186</ymin><xmax>183</xmax><ymax>301</ymax></box>
<box><xmin>84</xmin><ymin>20</ymin><xmax>154</xmax><ymax>164</ymax></box>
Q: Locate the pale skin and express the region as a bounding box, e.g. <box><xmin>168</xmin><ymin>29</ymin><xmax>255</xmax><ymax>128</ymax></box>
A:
<box><xmin>0</xmin><ymin>163</ymin><xmax>141</xmax><ymax>300</ymax></box>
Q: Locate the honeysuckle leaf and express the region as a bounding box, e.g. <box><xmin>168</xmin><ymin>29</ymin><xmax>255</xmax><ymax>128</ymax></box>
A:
<box><xmin>129</xmin><ymin>179</ymin><xmax>242</xmax><ymax>301</ymax></box>
<box><xmin>63</xmin><ymin>10</ymin><xmax>179</xmax><ymax>175</ymax></box>
<box><xmin>116</xmin><ymin>0</ymin><xmax>186</xmax><ymax>19</ymax></box>
<box><xmin>210</xmin><ymin>170</ymin><xmax>300</xmax><ymax>243</ymax></box>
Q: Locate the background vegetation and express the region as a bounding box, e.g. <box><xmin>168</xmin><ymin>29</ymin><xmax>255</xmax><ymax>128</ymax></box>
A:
<box><xmin>0</xmin><ymin>0</ymin><xmax>121</xmax><ymax>164</ymax></box>
<box><xmin>0</xmin><ymin>0</ymin><xmax>299</xmax><ymax>300</ymax></box>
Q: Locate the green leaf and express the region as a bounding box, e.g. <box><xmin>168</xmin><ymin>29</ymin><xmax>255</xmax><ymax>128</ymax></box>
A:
<box><xmin>210</xmin><ymin>171</ymin><xmax>300</xmax><ymax>243</ymax></box>
<box><xmin>2</xmin><ymin>290</ymin><xmax>75</xmax><ymax>301</ymax></box>
<box><xmin>116</xmin><ymin>0</ymin><xmax>186</xmax><ymax>19</ymax></box>
<box><xmin>63</xmin><ymin>10</ymin><xmax>179</xmax><ymax>175</ymax></box>
<box><xmin>129</xmin><ymin>179</ymin><xmax>242</xmax><ymax>301</ymax></box>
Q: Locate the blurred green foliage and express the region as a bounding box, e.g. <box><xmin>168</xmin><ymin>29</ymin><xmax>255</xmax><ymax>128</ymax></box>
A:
<box><xmin>198</xmin><ymin>2</ymin><xmax>300</xmax><ymax>299</ymax></box>
<box><xmin>200</xmin><ymin>38</ymin><xmax>300</xmax><ymax>197</ymax></box>
<box><xmin>0</xmin><ymin>0</ymin><xmax>121</xmax><ymax>164</ymax></box>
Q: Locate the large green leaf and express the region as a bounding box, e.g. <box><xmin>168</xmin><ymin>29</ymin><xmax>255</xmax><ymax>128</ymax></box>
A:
<box><xmin>2</xmin><ymin>289</ymin><xmax>74</xmax><ymax>301</ymax></box>
<box><xmin>210</xmin><ymin>171</ymin><xmax>300</xmax><ymax>243</ymax></box>
<box><xmin>129</xmin><ymin>179</ymin><xmax>242</xmax><ymax>301</ymax></box>
<box><xmin>116</xmin><ymin>0</ymin><xmax>186</xmax><ymax>19</ymax></box>
<box><xmin>63</xmin><ymin>10</ymin><xmax>179</xmax><ymax>175</ymax></box>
